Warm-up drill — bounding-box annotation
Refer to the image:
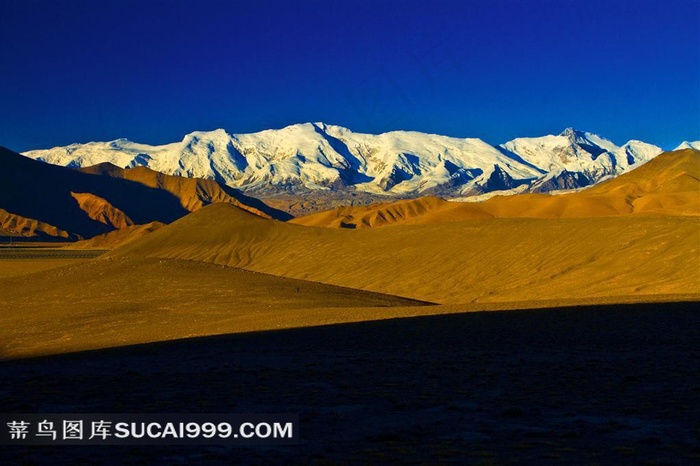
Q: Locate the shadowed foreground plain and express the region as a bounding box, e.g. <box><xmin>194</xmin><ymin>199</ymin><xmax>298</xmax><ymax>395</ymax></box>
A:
<box><xmin>1</xmin><ymin>302</ymin><xmax>698</xmax><ymax>464</ymax></box>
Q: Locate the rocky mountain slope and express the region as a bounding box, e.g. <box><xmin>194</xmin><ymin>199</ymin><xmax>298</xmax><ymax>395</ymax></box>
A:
<box><xmin>0</xmin><ymin>146</ymin><xmax>288</xmax><ymax>240</ymax></box>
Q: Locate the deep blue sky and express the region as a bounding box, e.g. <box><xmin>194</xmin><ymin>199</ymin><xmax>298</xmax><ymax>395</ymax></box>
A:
<box><xmin>1</xmin><ymin>0</ymin><xmax>698</xmax><ymax>152</ymax></box>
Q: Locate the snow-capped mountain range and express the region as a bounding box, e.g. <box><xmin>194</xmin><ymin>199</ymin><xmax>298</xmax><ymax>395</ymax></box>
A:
<box><xmin>23</xmin><ymin>123</ymin><xmax>686</xmax><ymax>198</ymax></box>
<box><xmin>675</xmin><ymin>141</ymin><xmax>700</xmax><ymax>151</ymax></box>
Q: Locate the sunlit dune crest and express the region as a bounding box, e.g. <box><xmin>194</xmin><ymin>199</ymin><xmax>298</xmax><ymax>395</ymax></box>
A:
<box><xmin>67</xmin><ymin>221</ymin><xmax>166</xmax><ymax>249</ymax></box>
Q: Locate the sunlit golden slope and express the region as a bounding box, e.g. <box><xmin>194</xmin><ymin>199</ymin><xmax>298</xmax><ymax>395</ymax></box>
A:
<box><xmin>110</xmin><ymin>203</ymin><xmax>700</xmax><ymax>304</ymax></box>
<box><xmin>0</xmin><ymin>257</ymin><xmax>426</xmax><ymax>358</ymax></box>
<box><xmin>583</xmin><ymin>149</ymin><xmax>700</xmax><ymax>216</ymax></box>
<box><xmin>587</xmin><ymin>149</ymin><xmax>699</xmax><ymax>195</ymax></box>
<box><xmin>67</xmin><ymin>221</ymin><xmax>165</xmax><ymax>249</ymax></box>
<box><xmin>289</xmin><ymin>196</ymin><xmax>448</xmax><ymax>228</ymax></box>
<box><xmin>0</xmin><ymin>208</ymin><xmax>73</xmax><ymax>239</ymax></box>
<box><xmin>291</xmin><ymin>149</ymin><xmax>700</xmax><ymax>228</ymax></box>
<box><xmin>69</xmin><ymin>192</ymin><xmax>135</xmax><ymax>229</ymax></box>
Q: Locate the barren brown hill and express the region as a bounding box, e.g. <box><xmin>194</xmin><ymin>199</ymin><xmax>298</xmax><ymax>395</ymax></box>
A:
<box><xmin>0</xmin><ymin>146</ymin><xmax>289</xmax><ymax>240</ymax></box>
<box><xmin>109</xmin><ymin>203</ymin><xmax>700</xmax><ymax>304</ymax></box>
<box><xmin>0</xmin><ymin>207</ymin><xmax>73</xmax><ymax>239</ymax></box>
<box><xmin>291</xmin><ymin>149</ymin><xmax>700</xmax><ymax>228</ymax></box>
<box><xmin>69</xmin><ymin>192</ymin><xmax>135</xmax><ymax>229</ymax></box>
<box><xmin>289</xmin><ymin>196</ymin><xmax>448</xmax><ymax>228</ymax></box>
<box><xmin>80</xmin><ymin>163</ymin><xmax>291</xmax><ymax>220</ymax></box>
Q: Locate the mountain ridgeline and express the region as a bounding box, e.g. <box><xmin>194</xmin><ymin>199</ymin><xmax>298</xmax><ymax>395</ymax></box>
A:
<box><xmin>0</xmin><ymin>146</ymin><xmax>289</xmax><ymax>240</ymax></box>
<box><xmin>290</xmin><ymin>149</ymin><xmax>700</xmax><ymax>229</ymax></box>
<box><xmin>23</xmin><ymin>124</ymin><xmax>682</xmax><ymax>205</ymax></box>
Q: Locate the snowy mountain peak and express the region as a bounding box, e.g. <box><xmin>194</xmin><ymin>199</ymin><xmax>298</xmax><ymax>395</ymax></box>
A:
<box><xmin>558</xmin><ymin>128</ymin><xmax>618</xmax><ymax>153</ymax></box>
<box><xmin>182</xmin><ymin>128</ymin><xmax>231</xmax><ymax>141</ymax></box>
<box><xmin>21</xmin><ymin>123</ymin><xmax>669</xmax><ymax>199</ymax></box>
<box><xmin>311</xmin><ymin>122</ymin><xmax>338</xmax><ymax>133</ymax></box>
<box><xmin>674</xmin><ymin>141</ymin><xmax>700</xmax><ymax>151</ymax></box>
<box><xmin>107</xmin><ymin>138</ymin><xmax>134</xmax><ymax>150</ymax></box>
<box><xmin>559</xmin><ymin>127</ymin><xmax>586</xmax><ymax>139</ymax></box>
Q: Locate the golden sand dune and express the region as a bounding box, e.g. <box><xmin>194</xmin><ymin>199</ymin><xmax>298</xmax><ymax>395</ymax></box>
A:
<box><xmin>2</xmin><ymin>254</ymin><xmax>695</xmax><ymax>358</ymax></box>
<box><xmin>587</xmin><ymin>149</ymin><xmax>699</xmax><ymax>196</ymax></box>
<box><xmin>0</xmin><ymin>257</ymin><xmax>426</xmax><ymax>358</ymax></box>
<box><xmin>292</xmin><ymin>149</ymin><xmax>700</xmax><ymax>228</ymax></box>
<box><xmin>67</xmin><ymin>221</ymin><xmax>165</xmax><ymax>249</ymax></box>
<box><xmin>109</xmin><ymin>202</ymin><xmax>700</xmax><ymax>304</ymax></box>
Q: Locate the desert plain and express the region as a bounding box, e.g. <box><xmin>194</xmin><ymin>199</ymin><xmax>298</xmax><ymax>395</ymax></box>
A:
<box><xmin>0</xmin><ymin>149</ymin><xmax>698</xmax><ymax>463</ymax></box>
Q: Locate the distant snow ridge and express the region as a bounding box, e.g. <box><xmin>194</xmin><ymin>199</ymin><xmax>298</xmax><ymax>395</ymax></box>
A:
<box><xmin>674</xmin><ymin>141</ymin><xmax>700</xmax><ymax>151</ymax></box>
<box><xmin>23</xmin><ymin>123</ymin><xmax>664</xmax><ymax>198</ymax></box>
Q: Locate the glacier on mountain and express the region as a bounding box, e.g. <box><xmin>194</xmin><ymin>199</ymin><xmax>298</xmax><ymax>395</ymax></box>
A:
<box><xmin>23</xmin><ymin>123</ymin><xmax>665</xmax><ymax>198</ymax></box>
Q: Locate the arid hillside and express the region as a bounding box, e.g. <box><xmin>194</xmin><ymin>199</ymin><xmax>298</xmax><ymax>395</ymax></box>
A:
<box><xmin>0</xmin><ymin>147</ymin><xmax>288</xmax><ymax>240</ymax></box>
<box><xmin>79</xmin><ymin>163</ymin><xmax>291</xmax><ymax>219</ymax></box>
